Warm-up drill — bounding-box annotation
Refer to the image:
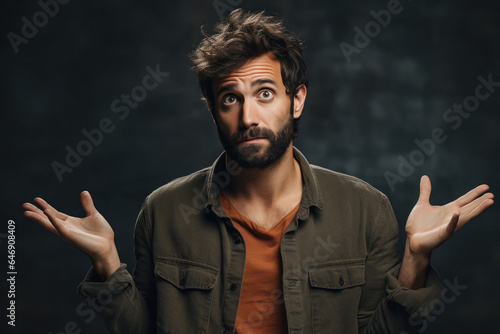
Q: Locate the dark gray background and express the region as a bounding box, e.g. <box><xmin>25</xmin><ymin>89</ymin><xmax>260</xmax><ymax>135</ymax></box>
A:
<box><xmin>1</xmin><ymin>0</ymin><xmax>499</xmax><ymax>333</ymax></box>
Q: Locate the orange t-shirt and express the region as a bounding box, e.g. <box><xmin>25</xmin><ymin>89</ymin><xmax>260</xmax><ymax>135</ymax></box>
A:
<box><xmin>220</xmin><ymin>192</ymin><xmax>300</xmax><ymax>334</ymax></box>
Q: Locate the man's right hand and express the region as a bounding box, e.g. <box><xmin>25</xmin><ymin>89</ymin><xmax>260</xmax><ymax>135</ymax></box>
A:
<box><xmin>22</xmin><ymin>191</ymin><xmax>121</xmax><ymax>279</ymax></box>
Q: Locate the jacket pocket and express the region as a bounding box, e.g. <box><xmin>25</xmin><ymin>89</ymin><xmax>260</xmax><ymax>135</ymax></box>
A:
<box><xmin>308</xmin><ymin>258</ymin><xmax>365</xmax><ymax>334</ymax></box>
<box><xmin>154</xmin><ymin>258</ymin><xmax>219</xmax><ymax>333</ymax></box>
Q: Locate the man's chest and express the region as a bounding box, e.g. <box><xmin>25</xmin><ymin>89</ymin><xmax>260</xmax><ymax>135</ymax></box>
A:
<box><xmin>226</xmin><ymin>197</ymin><xmax>302</xmax><ymax>230</ymax></box>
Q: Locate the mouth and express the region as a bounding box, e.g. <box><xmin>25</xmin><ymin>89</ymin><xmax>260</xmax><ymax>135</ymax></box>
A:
<box><xmin>239</xmin><ymin>137</ymin><xmax>266</xmax><ymax>144</ymax></box>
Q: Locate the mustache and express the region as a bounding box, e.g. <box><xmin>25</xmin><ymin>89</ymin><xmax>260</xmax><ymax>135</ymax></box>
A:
<box><xmin>230</xmin><ymin>127</ymin><xmax>275</xmax><ymax>143</ymax></box>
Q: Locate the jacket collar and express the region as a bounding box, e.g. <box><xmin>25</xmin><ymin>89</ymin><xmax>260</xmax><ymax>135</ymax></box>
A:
<box><xmin>204</xmin><ymin>147</ymin><xmax>324</xmax><ymax>219</ymax></box>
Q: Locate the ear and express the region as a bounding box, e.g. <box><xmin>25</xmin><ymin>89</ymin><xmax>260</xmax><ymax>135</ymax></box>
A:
<box><xmin>292</xmin><ymin>84</ymin><xmax>307</xmax><ymax>119</ymax></box>
<box><xmin>205</xmin><ymin>99</ymin><xmax>212</xmax><ymax>112</ymax></box>
<box><xmin>205</xmin><ymin>99</ymin><xmax>218</xmax><ymax>124</ymax></box>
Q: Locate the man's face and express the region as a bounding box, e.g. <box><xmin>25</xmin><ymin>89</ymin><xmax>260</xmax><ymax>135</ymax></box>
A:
<box><xmin>211</xmin><ymin>52</ymin><xmax>304</xmax><ymax>168</ymax></box>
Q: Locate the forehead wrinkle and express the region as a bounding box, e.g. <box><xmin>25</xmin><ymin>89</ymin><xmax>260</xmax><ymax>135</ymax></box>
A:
<box><xmin>229</xmin><ymin>62</ymin><xmax>279</xmax><ymax>76</ymax></box>
<box><xmin>213</xmin><ymin>53</ymin><xmax>284</xmax><ymax>96</ymax></box>
<box><xmin>216</xmin><ymin>75</ymin><xmax>280</xmax><ymax>97</ymax></box>
<box><xmin>220</xmin><ymin>66</ymin><xmax>279</xmax><ymax>84</ymax></box>
<box><xmin>251</xmin><ymin>78</ymin><xmax>278</xmax><ymax>88</ymax></box>
<box><xmin>216</xmin><ymin>69</ymin><xmax>282</xmax><ymax>94</ymax></box>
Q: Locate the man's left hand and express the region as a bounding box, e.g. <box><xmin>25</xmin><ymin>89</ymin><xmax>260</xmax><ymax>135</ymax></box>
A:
<box><xmin>405</xmin><ymin>175</ymin><xmax>494</xmax><ymax>258</ymax></box>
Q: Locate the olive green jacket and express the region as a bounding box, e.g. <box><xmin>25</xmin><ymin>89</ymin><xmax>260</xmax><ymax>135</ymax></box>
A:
<box><xmin>78</xmin><ymin>148</ymin><xmax>443</xmax><ymax>333</ymax></box>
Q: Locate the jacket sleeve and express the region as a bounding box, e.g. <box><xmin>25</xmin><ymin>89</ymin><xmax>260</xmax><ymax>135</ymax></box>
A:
<box><xmin>357</xmin><ymin>195</ymin><xmax>444</xmax><ymax>334</ymax></box>
<box><xmin>77</xmin><ymin>200</ymin><xmax>156</xmax><ymax>334</ymax></box>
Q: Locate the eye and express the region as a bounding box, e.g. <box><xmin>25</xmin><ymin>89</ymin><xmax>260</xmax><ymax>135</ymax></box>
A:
<box><xmin>222</xmin><ymin>94</ymin><xmax>238</xmax><ymax>105</ymax></box>
<box><xmin>258</xmin><ymin>90</ymin><xmax>274</xmax><ymax>101</ymax></box>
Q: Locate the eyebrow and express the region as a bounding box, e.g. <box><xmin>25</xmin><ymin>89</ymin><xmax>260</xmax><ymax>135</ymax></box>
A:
<box><xmin>216</xmin><ymin>78</ymin><xmax>278</xmax><ymax>97</ymax></box>
<box><xmin>251</xmin><ymin>78</ymin><xmax>278</xmax><ymax>88</ymax></box>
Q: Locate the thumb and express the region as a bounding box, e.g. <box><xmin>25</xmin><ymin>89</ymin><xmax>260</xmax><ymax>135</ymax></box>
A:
<box><xmin>80</xmin><ymin>191</ymin><xmax>98</xmax><ymax>216</ymax></box>
<box><xmin>417</xmin><ymin>175</ymin><xmax>432</xmax><ymax>204</ymax></box>
<box><xmin>445</xmin><ymin>212</ymin><xmax>460</xmax><ymax>236</ymax></box>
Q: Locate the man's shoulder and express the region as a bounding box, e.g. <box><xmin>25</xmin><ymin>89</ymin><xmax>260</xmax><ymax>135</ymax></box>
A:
<box><xmin>146</xmin><ymin>167</ymin><xmax>211</xmax><ymax>205</ymax></box>
<box><xmin>310</xmin><ymin>164</ymin><xmax>388</xmax><ymax>202</ymax></box>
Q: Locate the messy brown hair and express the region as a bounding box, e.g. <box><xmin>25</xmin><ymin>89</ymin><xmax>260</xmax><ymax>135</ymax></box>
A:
<box><xmin>189</xmin><ymin>9</ymin><xmax>308</xmax><ymax>138</ymax></box>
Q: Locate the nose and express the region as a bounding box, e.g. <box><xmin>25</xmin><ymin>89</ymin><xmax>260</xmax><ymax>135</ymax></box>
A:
<box><xmin>240</xmin><ymin>100</ymin><xmax>260</xmax><ymax>128</ymax></box>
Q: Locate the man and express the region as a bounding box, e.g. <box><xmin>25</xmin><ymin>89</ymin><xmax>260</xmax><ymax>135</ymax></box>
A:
<box><xmin>23</xmin><ymin>9</ymin><xmax>494</xmax><ymax>334</ymax></box>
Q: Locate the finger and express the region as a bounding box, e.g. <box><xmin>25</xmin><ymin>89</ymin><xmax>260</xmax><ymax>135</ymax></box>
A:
<box><xmin>417</xmin><ymin>175</ymin><xmax>432</xmax><ymax>204</ymax></box>
<box><xmin>44</xmin><ymin>208</ymin><xmax>68</xmax><ymax>239</ymax></box>
<box><xmin>23</xmin><ymin>203</ymin><xmax>49</xmax><ymax>225</ymax></box>
<box><xmin>23</xmin><ymin>206</ymin><xmax>61</xmax><ymax>236</ymax></box>
<box><xmin>461</xmin><ymin>192</ymin><xmax>495</xmax><ymax>214</ymax></box>
<box><xmin>22</xmin><ymin>202</ymin><xmax>47</xmax><ymax>218</ymax></box>
<box><xmin>33</xmin><ymin>197</ymin><xmax>68</xmax><ymax>220</ymax></box>
<box><xmin>445</xmin><ymin>212</ymin><xmax>460</xmax><ymax>236</ymax></box>
<box><xmin>80</xmin><ymin>191</ymin><xmax>98</xmax><ymax>216</ymax></box>
<box><xmin>22</xmin><ymin>202</ymin><xmax>52</xmax><ymax>227</ymax></box>
<box><xmin>454</xmin><ymin>184</ymin><xmax>491</xmax><ymax>207</ymax></box>
<box><xmin>457</xmin><ymin>196</ymin><xmax>495</xmax><ymax>229</ymax></box>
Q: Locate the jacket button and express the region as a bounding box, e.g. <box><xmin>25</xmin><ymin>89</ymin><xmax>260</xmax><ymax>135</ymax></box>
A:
<box><xmin>180</xmin><ymin>278</ymin><xmax>186</xmax><ymax>287</ymax></box>
<box><xmin>234</xmin><ymin>236</ymin><xmax>241</xmax><ymax>244</ymax></box>
<box><xmin>339</xmin><ymin>277</ymin><xmax>344</xmax><ymax>286</ymax></box>
<box><xmin>230</xmin><ymin>283</ymin><xmax>237</xmax><ymax>291</ymax></box>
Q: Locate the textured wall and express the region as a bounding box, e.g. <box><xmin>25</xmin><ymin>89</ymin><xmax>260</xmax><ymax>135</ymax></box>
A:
<box><xmin>1</xmin><ymin>0</ymin><xmax>499</xmax><ymax>333</ymax></box>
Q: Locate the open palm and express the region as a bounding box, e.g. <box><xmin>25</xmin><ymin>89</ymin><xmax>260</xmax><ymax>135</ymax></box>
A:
<box><xmin>22</xmin><ymin>191</ymin><xmax>116</xmax><ymax>262</ymax></box>
<box><xmin>405</xmin><ymin>175</ymin><xmax>494</xmax><ymax>256</ymax></box>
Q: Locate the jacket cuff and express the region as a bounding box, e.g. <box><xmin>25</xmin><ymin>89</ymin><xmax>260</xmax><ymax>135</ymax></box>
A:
<box><xmin>77</xmin><ymin>263</ymin><xmax>133</xmax><ymax>298</ymax></box>
<box><xmin>386</xmin><ymin>264</ymin><xmax>444</xmax><ymax>318</ymax></box>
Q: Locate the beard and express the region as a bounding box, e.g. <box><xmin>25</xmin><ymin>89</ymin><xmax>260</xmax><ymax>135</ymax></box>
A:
<box><xmin>216</xmin><ymin>113</ymin><xmax>295</xmax><ymax>169</ymax></box>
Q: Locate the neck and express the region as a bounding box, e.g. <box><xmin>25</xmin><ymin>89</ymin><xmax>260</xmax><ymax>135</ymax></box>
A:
<box><xmin>224</xmin><ymin>145</ymin><xmax>302</xmax><ymax>205</ymax></box>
